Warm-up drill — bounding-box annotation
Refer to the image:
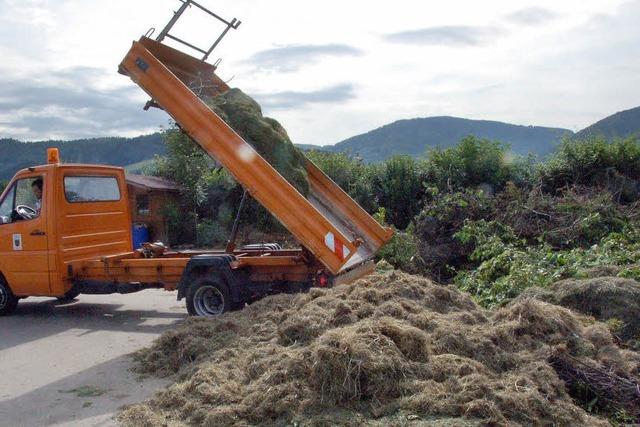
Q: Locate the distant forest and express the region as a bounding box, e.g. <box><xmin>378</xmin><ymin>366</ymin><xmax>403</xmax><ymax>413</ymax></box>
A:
<box><xmin>0</xmin><ymin>133</ymin><xmax>165</xmax><ymax>180</ymax></box>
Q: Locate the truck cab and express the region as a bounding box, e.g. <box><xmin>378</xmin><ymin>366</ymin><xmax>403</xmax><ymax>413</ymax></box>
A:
<box><xmin>0</xmin><ymin>149</ymin><xmax>132</xmax><ymax>313</ymax></box>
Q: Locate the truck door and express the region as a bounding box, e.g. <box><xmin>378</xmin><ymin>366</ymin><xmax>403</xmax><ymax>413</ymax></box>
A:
<box><xmin>0</xmin><ymin>176</ymin><xmax>51</xmax><ymax>296</ymax></box>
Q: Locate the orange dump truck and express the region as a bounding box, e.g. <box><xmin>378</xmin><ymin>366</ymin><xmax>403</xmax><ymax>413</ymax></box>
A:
<box><xmin>0</xmin><ymin>5</ymin><xmax>393</xmax><ymax>317</ymax></box>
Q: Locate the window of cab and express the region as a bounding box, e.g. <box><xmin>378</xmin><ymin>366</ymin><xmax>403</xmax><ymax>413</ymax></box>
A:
<box><xmin>64</xmin><ymin>176</ymin><xmax>121</xmax><ymax>203</ymax></box>
<box><xmin>0</xmin><ymin>176</ymin><xmax>43</xmax><ymax>224</ymax></box>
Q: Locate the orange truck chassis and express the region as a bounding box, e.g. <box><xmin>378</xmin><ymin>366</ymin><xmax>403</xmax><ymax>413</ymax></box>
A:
<box><xmin>0</xmin><ymin>4</ymin><xmax>392</xmax><ymax>317</ymax></box>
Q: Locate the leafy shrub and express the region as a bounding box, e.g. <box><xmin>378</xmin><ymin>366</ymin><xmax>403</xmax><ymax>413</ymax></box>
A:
<box><xmin>455</xmin><ymin>220</ymin><xmax>640</xmax><ymax>307</ymax></box>
<box><xmin>154</xmin><ymin>127</ymin><xmax>219</xmax><ymax>210</ymax></box>
<box><xmin>493</xmin><ymin>185</ymin><xmax>630</xmax><ymax>249</ymax></box>
<box><xmin>196</xmin><ymin>218</ymin><xmax>228</xmax><ymax>247</ymax></box>
<box><xmin>161</xmin><ymin>202</ymin><xmax>196</xmax><ymax>246</ymax></box>
<box><xmin>372</xmin><ymin>155</ymin><xmax>425</xmax><ymax>230</ymax></box>
<box><xmin>413</xmin><ymin>189</ymin><xmax>492</xmax><ymax>280</ymax></box>
<box><xmin>539</xmin><ymin>137</ymin><xmax>640</xmax><ymax>201</ymax></box>
<box><xmin>424</xmin><ymin>136</ymin><xmax>534</xmax><ymax>193</ymax></box>
<box><xmin>375</xmin><ymin>228</ymin><xmax>419</xmax><ymax>272</ymax></box>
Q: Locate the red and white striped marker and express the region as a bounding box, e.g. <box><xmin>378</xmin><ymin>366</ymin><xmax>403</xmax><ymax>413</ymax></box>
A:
<box><xmin>324</xmin><ymin>232</ymin><xmax>351</xmax><ymax>260</ymax></box>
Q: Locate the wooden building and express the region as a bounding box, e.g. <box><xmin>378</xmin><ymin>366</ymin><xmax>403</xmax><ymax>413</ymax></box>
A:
<box><xmin>126</xmin><ymin>174</ymin><xmax>180</xmax><ymax>244</ymax></box>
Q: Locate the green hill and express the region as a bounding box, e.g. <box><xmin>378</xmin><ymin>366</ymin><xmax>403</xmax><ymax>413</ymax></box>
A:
<box><xmin>326</xmin><ymin>116</ymin><xmax>573</xmax><ymax>162</ymax></box>
<box><xmin>0</xmin><ymin>133</ymin><xmax>165</xmax><ymax>180</ymax></box>
<box><xmin>575</xmin><ymin>106</ymin><xmax>640</xmax><ymax>140</ymax></box>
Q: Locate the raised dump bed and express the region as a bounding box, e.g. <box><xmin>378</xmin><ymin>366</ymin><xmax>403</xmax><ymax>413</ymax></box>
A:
<box><xmin>118</xmin><ymin>37</ymin><xmax>393</xmax><ymax>276</ymax></box>
<box><xmin>0</xmin><ymin>5</ymin><xmax>394</xmax><ymax>318</ymax></box>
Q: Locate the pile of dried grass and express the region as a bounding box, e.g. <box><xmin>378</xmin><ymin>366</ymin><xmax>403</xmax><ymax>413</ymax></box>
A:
<box><xmin>120</xmin><ymin>271</ymin><xmax>640</xmax><ymax>426</ymax></box>
<box><xmin>520</xmin><ymin>276</ymin><xmax>640</xmax><ymax>343</ymax></box>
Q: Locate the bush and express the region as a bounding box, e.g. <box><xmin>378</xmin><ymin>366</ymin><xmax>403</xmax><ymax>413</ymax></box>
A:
<box><xmin>375</xmin><ymin>228</ymin><xmax>419</xmax><ymax>272</ymax></box>
<box><xmin>372</xmin><ymin>155</ymin><xmax>425</xmax><ymax>229</ymax></box>
<box><xmin>539</xmin><ymin>137</ymin><xmax>640</xmax><ymax>201</ymax></box>
<box><xmin>154</xmin><ymin>127</ymin><xmax>219</xmax><ymax>210</ymax></box>
<box><xmin>493</xmin><ymin>185</ymin><xmax>630</xmax><ymax>249</ymax></box>
<box><xmin>161</xmin><ymin>201</ymin><xmax>197</xmax><ymax>246</ymax></box>
<box><xmin>424</xmin><ymin>136</ymin><xmax>534</xmax><ymax>193</ymax></box>
<box><xmin>454</xmin><ymin>220</ymin><xmax>640</xmax><ymax>307</ymax></box>
<box><xmin>413</xmin><ymin>189</ymin><xmax>492</xmax><ymax>280</ymax></box>
<box><xmin>196</xmin><ymin>218</ymin><xmax>228</xmax><ymax>247</ymax></box>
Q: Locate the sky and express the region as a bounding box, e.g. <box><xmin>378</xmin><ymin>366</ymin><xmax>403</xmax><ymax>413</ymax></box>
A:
<box><xmin>0</xmin><ymin>0</ymin><xmax>638</xmax><ymax>145</ymax></box>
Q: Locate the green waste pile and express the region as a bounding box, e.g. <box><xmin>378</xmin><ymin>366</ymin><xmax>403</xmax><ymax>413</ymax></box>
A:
<box><xmin>204</xmin><ymin>88</ymin><xmax>310</xmax><ymax>196</ymax></box>
<box><xmin>119</xmin><ymin>270</ymin><xmax>640</xmax><ymax>426</ymax></box>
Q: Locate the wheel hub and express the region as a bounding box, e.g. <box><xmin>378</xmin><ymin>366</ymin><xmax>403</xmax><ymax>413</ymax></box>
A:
<box><xmin>193</xmin><ymin>285</ymin><xmax>225</xmax><ymax>317</ymax></box>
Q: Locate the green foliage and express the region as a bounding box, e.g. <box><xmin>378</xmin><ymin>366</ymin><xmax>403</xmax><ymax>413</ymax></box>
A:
<box><xmin>413</xmin><ymin>189</ymin><xmax>492</xmax><ymax>280</ymax></box>
<box><xmin>196</xmin><ymin>218</ymin><xmax>228</xmax><ymax>247</ymax></box>
<box><xmin>154</xmin><ymin>128</ymin><xmax>219</xmax><ymax>210</ymax></box>
<box><xmin>454</xmin><ymin>220</ymin><xmax>640</xmax><ymax>307</ymax></box>
<box><xmin>155</xmin><ymin>126</ymin><xmax>289</xmax><ymax>244</ymax></box>
<box><xmin>372</xmin><ymin>155</ymin><xmax>424</xmax><ymax>229</ymax></box>
<box><xmin>539</xmin><ymin>136</ymin><xmax>640</xmax><ymax>200</ymax></box>
<box><xmin>161</xmin><ymin>202</ymin><xmax>196</xmax><ymax>246</ymax></box>
<box><xmin>375</xmin><ymin>227</ymin><xmax>419</xmax><ymax>272</ymax></box>
<box><xmin>307</xmin><ymin>151</ymin><xmax>423</xmax><ymax>230</ymax></box>
<box><xmin>306</xmin><ymin>150</ymin><xmax>379</xmax><ymax>213</ymax></box>
<box><xmin>424</xmin><ymin>136</ymin><xmax>534</xmax><ymax>193</ymax></box>
<box><xmin>493</xmin><ymin>185</ymin><xmax>630</xmax><ymax>249</ymax></box>
<box><xmin>0</xmin><ymin>180</ymin><xmax>7</xmax><ymax>194</ymax></box>
<box><xmin>372</xmin><ymin>206</ymin><xmax>420</xmax><ymax>272</ymax></box>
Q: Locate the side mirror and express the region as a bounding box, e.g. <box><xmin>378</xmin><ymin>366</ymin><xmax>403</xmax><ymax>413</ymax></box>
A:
<box><xmin>0</xmin><ymin>216</ymin><xmax>8</xmax><ymax>225</ymax></box>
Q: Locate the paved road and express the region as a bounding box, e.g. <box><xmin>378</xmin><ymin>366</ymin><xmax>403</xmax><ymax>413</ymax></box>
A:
<box><xmin>0</xmin><ymin>290</ymin><xmax>187</xmax><ymax>426</ymax></box>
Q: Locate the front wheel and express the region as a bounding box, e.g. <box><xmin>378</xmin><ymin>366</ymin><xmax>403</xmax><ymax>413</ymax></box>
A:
<box><xmin>186</xmin><ymin>279</ymin><xmax>231</xmax><ymax>317</ymax></box>
<box><xmin>0</xmin><ymin>278</ymin><xmax>19</xmax><ymax>316</ymax></box>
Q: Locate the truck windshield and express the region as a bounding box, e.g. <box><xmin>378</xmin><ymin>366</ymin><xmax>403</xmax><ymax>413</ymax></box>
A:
<box><xmin>0</xmin><ymin>185</ymin><xmax>15</xmax><ymax>222</ymax></box>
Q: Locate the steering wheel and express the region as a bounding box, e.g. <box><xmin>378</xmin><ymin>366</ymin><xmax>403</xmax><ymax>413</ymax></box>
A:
<box><xmin>15</xmin><ymin>205</ymin><xmax>37</xmax><ymax>220</ymax></box>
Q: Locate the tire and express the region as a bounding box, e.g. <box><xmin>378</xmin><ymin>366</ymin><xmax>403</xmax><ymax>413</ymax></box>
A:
<box><xmin>0</xmin><ymin>278</ymin><xmax>18</xmax><ymax>316</ymax></box>
<box><xmin>57</xmin><ymin>288</ymin><xmax>80</xmax><ymax>302</ymax></box>
<box><xmin>185</xmin><ymin>278</ymin><xmax>231</xmax><ymax>317</ymax></box>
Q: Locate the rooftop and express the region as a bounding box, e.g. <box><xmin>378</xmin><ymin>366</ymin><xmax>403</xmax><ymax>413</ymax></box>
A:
<box><xmin>126</xmin><ymin>174</ymin><xmax>180</xmax><ymax>192</ymax></box>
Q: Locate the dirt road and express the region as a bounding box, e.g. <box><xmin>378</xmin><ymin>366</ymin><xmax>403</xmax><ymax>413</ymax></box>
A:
<box><xmin>0</xmin><ymin>290</ymin><xmax>186</xmax><ymax>426</ymax></box>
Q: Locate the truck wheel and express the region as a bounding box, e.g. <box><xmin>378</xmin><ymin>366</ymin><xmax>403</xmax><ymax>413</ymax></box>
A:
<box><xmin>186</xmin><ymin>279</ymin><xmax>230</xmax><ymax>317</ymax></box>
<box><xmin>0</xmin><ymin>278</ymin><xmax>18</xmax><ymax>316</ymax></box>
<box><xmin>57</xmin><ymin>289</ymin><xmax>80</xmax><ymax>302</ymax></box>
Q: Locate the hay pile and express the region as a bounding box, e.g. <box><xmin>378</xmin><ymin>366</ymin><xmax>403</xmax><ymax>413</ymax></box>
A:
<box><xmin>120</xmin><ymin>271</ymin><xmax>640</xmax><ymax>426</ymax></box>
<box><xmin>521</xmin><ymin>276</ymin><xmax>640</xmax><ymax>344</ymax></box>
<box><xmin>203</xmin><ymin>88</ymin><xmax>309</xmax><ymax>196</ymax></box>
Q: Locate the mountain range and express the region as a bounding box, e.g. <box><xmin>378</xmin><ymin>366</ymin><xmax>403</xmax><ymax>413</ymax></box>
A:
<box><xmin>324</xmin><ymin>117</ymin><xmax>571</xmax><ymax>162</ymax></box>
<box><xmin>1</xmin><ymin>106</ymin><xmax>639</xmax><ymax>179</ymax></box>
<box><xmin>309</xmin><ymin>106</ymin><xmax>640</xmax><ymax>162</ymax></box>
<box><xmin>575</xmin><ymin>106</ymin><xmax>640</xmax><ymax>140</ymax></box>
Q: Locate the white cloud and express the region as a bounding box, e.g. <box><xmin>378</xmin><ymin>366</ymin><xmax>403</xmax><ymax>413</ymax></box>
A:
<box><xmin>0</xmin><ymin>0</ymin><xmax>635</xmax><ymax>145</ymax></box>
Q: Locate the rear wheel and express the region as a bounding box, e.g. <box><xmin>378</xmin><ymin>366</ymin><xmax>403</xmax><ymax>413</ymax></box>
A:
<box><xmin>186</xmin><ymin>279</ymin><xmax>231</xmax><ymax>317</ymax></box>
<box><xmin>0</xmin><ymin>278</ymin><xmax>18</xmax><ymax>316</ymax></box>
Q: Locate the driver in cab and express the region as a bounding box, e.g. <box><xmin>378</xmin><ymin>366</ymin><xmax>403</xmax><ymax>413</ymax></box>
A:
<box><xmin>31</xmin><ymin>178</ymin><xmax>43</xmax><ymax>215</ymax></box>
